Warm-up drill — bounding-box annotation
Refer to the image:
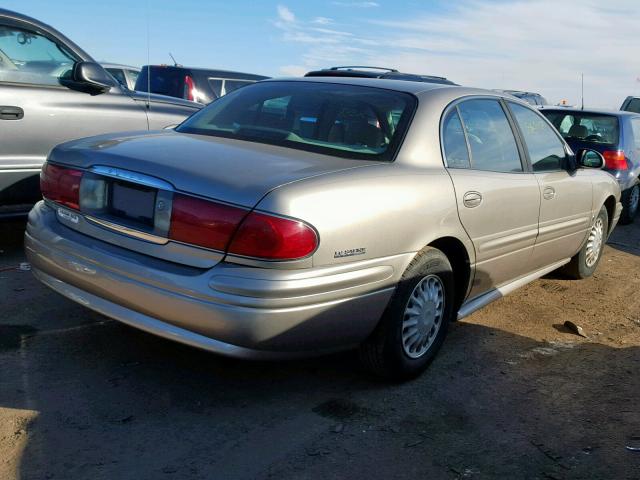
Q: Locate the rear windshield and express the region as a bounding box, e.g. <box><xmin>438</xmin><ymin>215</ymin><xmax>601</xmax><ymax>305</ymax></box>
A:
<box><xmin>542</xmin><ymin>111</ymin><xmax>619</xmax><ymax>146</ymax></box>
<box><xmin>135</xmin><ymin>66</ymin><xmax>185</xmax><ymax>98</ymax></box>
<box><xmin>176</xmin><ymin>81</ymin><xmax>416</xmax><ymax>161</ymax></box>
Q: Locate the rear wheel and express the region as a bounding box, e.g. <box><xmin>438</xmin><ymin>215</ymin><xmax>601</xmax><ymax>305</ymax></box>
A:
<box><xmin>619</xmin><ymin>184</ymin><xmax>639</xmax><ymax>225</ymax></box>
<box><xmin>562</xmin><ymin>205</ymin><xmax>608</xmax><ymax>279</ymax></box>
<box><xmin>359</xmin><ymin>247</ymin><xmax>454</xmax><ymax>380</ymax></box>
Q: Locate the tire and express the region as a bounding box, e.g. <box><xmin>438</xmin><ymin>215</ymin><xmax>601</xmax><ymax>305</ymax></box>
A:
<box><xmin>562</xmin><ymin>205</ymin><xmax>608</xmax><ymax>279</ymax></box>
<box><xmin>619</xmin><ymin>184</ymin><xmax>639</xmax><ymax>225</ymax></box>
<box><xmin>359</xmin><ymin>247</ymin><xmax>454</xmax><ymax>380</ymax></box>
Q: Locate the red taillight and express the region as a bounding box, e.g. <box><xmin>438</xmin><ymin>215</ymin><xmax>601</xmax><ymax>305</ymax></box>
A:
<box><xmin>40</xmin><ymin>163</ymin><xmax>83</xmax><ymax>210</ymax></box>
<box><xmin>602</xmin><ymin>150</ymin><xmax>628</xmax><ymax>170</ymax></box>
<box><xmin>168</xmin><ymin>193</ymin><xmax>318</xmax><ymax>260</ymax></box>
<box><xmin>228</xmin><ymin>211</ymin><xmax>318</xmax><ymax>260</ymax></box>
<box><xmin>169</xmin><ymin>194</ymin><xmax>247</xmax><ymax>251</ymax></box>
<box><xmin>183</xmin><ymin>75</ymin><xmax>195</xmax><ymax>101</ymax></box>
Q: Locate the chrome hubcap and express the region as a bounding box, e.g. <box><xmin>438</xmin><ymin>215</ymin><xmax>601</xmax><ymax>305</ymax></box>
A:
<box><xmin>585</xmin><ymin>217</ymin><xmax>605</xmax><ymax>268</ymax></box>
<box><xmin>402</xmin><ymin>275</ymin><xmax>445</xmax><ymax>359</ymax></box>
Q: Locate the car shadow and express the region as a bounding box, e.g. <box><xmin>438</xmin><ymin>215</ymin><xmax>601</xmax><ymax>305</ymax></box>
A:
<box><xmin>607</xmin><ymin>220</ymin><xmax>640</xmax><ymax>256</ymax></box>
<box><xmin>1</xmin><ymin>314</ymin><xmax>638</xmax><ymax>479</ymax></box>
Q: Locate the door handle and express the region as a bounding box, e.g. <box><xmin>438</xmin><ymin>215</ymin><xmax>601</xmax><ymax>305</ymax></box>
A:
<box><xmin>543</xmin><ymin>186</ymin><xmax>556</xmax><ymax>200</ymax></box>
<box><xmin>463</xmin><ymin>191</ymin><xmax>483</xmax><ymax>208</ymax></box>
<box><xmin>0</xmin><ymin>106</ymin><xmax>24</xmax><ymax>120</ymax></box>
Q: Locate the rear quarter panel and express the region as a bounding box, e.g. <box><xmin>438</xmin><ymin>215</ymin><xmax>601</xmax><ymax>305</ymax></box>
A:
<box><xmin>256</xmin><ymin>163</ymin><xmax>474</xmax><ymax>269</ymax></box>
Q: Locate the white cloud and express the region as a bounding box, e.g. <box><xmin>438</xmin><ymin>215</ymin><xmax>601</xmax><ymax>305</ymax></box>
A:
<box><xmin>312</xmin><ymin>16</ymin><xmax>333</xmax><ymax>25</ymax></box>
<box><xmin>331</xmin><ymin>1</ymin><xmax>380</xmax><ymax>7</ymax></box>
<box><xmin>277</xmin><ymin>5</ymin><xmax>295</xmax><ymax>23</ymax></box>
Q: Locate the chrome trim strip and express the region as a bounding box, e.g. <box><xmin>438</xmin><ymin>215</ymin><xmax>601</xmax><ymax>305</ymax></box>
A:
<box><xmin>457</xmin><ymin>258</ymin><xmax>570</xmax><ymax>320</ymax></box>
<box><xmin>89</xmin><ymin>165</ymin><xmax>174</xmax><ymax>191</ymax></box>
<box><xmin>85</xmin><ymin>215</ymin><xmax>168</xmax><ymax>245</ymax></box>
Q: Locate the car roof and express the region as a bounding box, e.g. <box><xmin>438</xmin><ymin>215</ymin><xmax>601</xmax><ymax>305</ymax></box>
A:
<box><xmin>305</xmin><ymin>66</ymin><xmax>456</xmax><ymax>85</ymax></box>
<box><xmin>142</xmin><ymin>65</ymin><xmax>268</xmax><ymax>80</ymax></box>
<box><xmin>261</xmin><ymin>77</ymin><xmax>527</xmax><ymax>106</ymax></box>
<box><xmin>540</xmin><ymin>106</ymin><xmax>640</xmax><ymax>117</ymax></box>
<box><xmin>263</xmin><ymin>76</ymin><xmax>460</xmax><ymax>94</ymax></box>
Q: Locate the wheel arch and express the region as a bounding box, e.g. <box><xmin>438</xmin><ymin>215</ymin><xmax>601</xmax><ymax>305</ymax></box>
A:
<box><xmin>427</xmin><ymin>236</ymin><xmax>472</xmax><ymax>313</ymax></box>
<box><xmin>603</xmin><ymin>195</ymin><xmax>617</xmax><ymax>233</ymax></box>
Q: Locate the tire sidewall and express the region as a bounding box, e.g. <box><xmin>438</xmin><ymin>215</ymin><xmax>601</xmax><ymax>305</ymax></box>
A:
<box><xmin>382</xmin><ymin>249</ymin><xmax>454</xmax><ymax>378</ymax></box>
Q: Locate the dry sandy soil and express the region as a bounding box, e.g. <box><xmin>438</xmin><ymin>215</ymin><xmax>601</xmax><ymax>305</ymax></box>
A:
<box><xmin>0</xmin><ymin>219</ymin><xmax>638</xmax><ymax>480</ymax></box>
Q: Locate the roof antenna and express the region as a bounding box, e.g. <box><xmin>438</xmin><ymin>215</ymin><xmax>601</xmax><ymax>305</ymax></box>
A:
<box><xmin>581</xmin><ymin>73</ymin><xmax>584</xmax><ymax>110</ymax></box>
<box><xmin>169</xmin><ymin>52</ymin><xmax>179</xmax><ymax>67</ymax></box>
<box><xmin>145</xmin><ymin>0</ymin><xmax>151</xmax><ymax>112</ymax></box>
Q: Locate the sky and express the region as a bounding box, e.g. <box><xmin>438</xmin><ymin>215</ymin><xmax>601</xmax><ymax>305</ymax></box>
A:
<box><xmin>5</xmin><ymin>0</ymin><xmax>640</xmax><ymax>108</ymax></box>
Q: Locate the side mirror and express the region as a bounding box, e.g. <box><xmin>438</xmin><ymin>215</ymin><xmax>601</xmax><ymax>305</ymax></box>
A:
<box><xmin>577</xmin><ymin>149</ymin><xmax>605</xmax><ymax>169</ymax></box>
<box><xmin>72</xmin><ymin>61</ymin><xmax>115</xmax><ymax>94</ymax></box>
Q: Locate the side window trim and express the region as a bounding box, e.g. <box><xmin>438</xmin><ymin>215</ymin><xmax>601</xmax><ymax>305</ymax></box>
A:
<box><xmin>501</xmin><ymin>99</ymin><xmax>533</xmax><ymax>172</ymax></box>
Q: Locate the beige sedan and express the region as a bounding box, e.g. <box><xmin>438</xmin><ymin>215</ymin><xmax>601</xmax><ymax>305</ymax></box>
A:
<box><xmin>25</xmin><ymin>77</ymin><xmax>621</xmax><ymax>379</ymax></box>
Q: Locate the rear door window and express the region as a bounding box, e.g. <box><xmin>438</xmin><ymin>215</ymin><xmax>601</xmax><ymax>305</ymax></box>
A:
<box><xmin>631</xmin><ymin>118</ymin><xmax>640</xmax><ymax>149</ymax></box>
<box><xmin>442</xmin><ymin>110</ymin><xmax>471</xmax><ymax>168</ymax></box>
<box><xmin>509</xmin><ymin>102</ymin><xmax>566</xmax><ymax>171</ymax></box>
<box><xmin>457</xmin><ymin>99</ymin><xmax>523</xmax><ymax>172</ymax></box>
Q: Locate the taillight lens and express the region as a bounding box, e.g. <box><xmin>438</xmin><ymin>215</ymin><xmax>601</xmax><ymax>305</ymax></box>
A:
<box><xmin>228</xmin><ymin>211</ymin><xmax>318</xmax><ymax>260</ymax></box>
<box><xmin>602</xmin><ymin>150</ymin><xmax>628</xmax><ymax>170</ymax></box>
<box><xmin>168</xmin><ymin>193</ymin><xmax>318</xmax><ymax>260</ymax></box>
<box><xmin>184</xmin><ymin>75</ymin><xmax>195</xmax><ymax>101</ymax></box>
<box><xmin>169</xmin><ymin>194</ymin><xmax>247</xmax><ymax>251</ymax></box>
<box><xmin>40</xmin><ymin>163</ymin><xmax>83</xmax><ymax>210</ymax></box>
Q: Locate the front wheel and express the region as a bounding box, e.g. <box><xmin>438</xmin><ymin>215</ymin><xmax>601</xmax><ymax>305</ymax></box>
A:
<box><xmin>562</xmin><ymin>206</ymin><xmax>608</xmax><ymax>279</ymax></box>
<box><xmin>359</xmin><ymin>247</ymin><xmax>454</xmax><ymax>380</ymax></box>
<box><xmin>619</xmin><ymin>184</ymin><xmax>639</xmax><ymax>225</ymax></box>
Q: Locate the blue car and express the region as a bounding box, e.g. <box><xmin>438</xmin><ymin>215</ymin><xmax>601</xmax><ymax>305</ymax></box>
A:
<box><xmin>541</xmin><ymin>107</ymin><xmax>640</xmax><ymax>224</ymax></box>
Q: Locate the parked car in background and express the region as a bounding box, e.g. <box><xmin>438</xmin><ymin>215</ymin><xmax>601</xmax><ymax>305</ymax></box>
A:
<box><xmin>0</xmin><ymin>9</ymin><xmax>202</xmax><ymax>218</ymax></box>
<box><xmin>541</xmin><ymin>107</ymin><xmax>640</xmax><ymax>224</ymax></box>
<box><xmin>496</xmin><ymin>90</ymin><xmax>548</xmax><ymax>106</ymax></box>
<box><xmin>134</xmin><ymin>65</ymin><xmax>268</xmax><ymax>104</ymax></box>
<box><xmin>305</xmin><ymin>65</ymin><xmax>457</xmax><ymax>85</ymax></box>
<box><xmin>102</xmin><ymin>63</ymin><xmax>140</xmax><ymax>90</ymax></box>
<box><xmin>26</xmin><ymin>78</ymin><xmax>621</xmax><ymax>379</ymax></box>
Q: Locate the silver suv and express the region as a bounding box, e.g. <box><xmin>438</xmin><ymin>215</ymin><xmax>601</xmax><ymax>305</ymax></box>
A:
<box><xmin>0</xmin><ymin>9</ymin><xmax>202</xmax><ymax>218</ymax></box>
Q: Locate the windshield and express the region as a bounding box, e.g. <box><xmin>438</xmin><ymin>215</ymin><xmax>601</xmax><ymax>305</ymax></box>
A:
<box><xmin>542</xmin><ymin>111</ymin><xmax>619</xmax><ymax>146</ymax></box>
<box><xmin>176</xmin><ymin>81</ymin><xmax>417</xmax><ymax>161</ymax></box>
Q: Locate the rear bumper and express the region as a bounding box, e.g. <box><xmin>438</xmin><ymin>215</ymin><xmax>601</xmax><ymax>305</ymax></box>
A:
<box><xmin>25</xmin><ymin>202</ymin><xmax>407</xmax><ymax>358</ymax></box>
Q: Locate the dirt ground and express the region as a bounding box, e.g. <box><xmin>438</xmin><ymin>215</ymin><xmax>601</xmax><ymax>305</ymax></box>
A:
<box><xmin>1</xmin><ymin>218</ymin><xmax>639</xmax><ymax>480</ymax></box>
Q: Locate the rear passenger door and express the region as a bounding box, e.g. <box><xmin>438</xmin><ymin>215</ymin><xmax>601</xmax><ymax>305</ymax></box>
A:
<box><xmin>442</xmin><ymin>98</ymin><xmax>541</xmax><ymax>299</ymax></box>
<box><xmin>507</xmin><ymin>102</ymin><xmax>593</xmax><ymax>269</ymax></box>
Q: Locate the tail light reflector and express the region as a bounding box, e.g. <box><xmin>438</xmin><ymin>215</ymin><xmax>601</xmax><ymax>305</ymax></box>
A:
<box><xmin>184</xmin><ymin>75</ymin><xmax>195</xmax><ymax>101</ymax></box>
<box><xmin>40</xmin><ymin>163</ymin><xmax>83</xmax><ymax>210</ymax></box>
<box><xmin>228</xmin><ymin>211</ymin><xmax>318</xmax><ymax>260</ymax></box>
<box><xmin>169</xmin><ymin>194</ymin><xmax>247</xmax><ymax>251</ymax></box>
<box><xmin>168</xmin><ymin>193</ymin><xmax>318</xmax><ymax>260</ymax></box>
<box><xmin>602</xmin><ymin>150</ymin><xmax>628</xmax><ymax>170</ymax></box>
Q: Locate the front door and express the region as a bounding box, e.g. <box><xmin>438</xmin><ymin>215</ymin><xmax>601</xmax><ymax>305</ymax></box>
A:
<box><xmin>506</xmin><ymin>102</ymin><xmax>593</xmax><ymax>269</ymax></box>
<box><xmin>442</xmin><ymin>98</ymin><xmax>540</xmax><ymax>299</ymax></box>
